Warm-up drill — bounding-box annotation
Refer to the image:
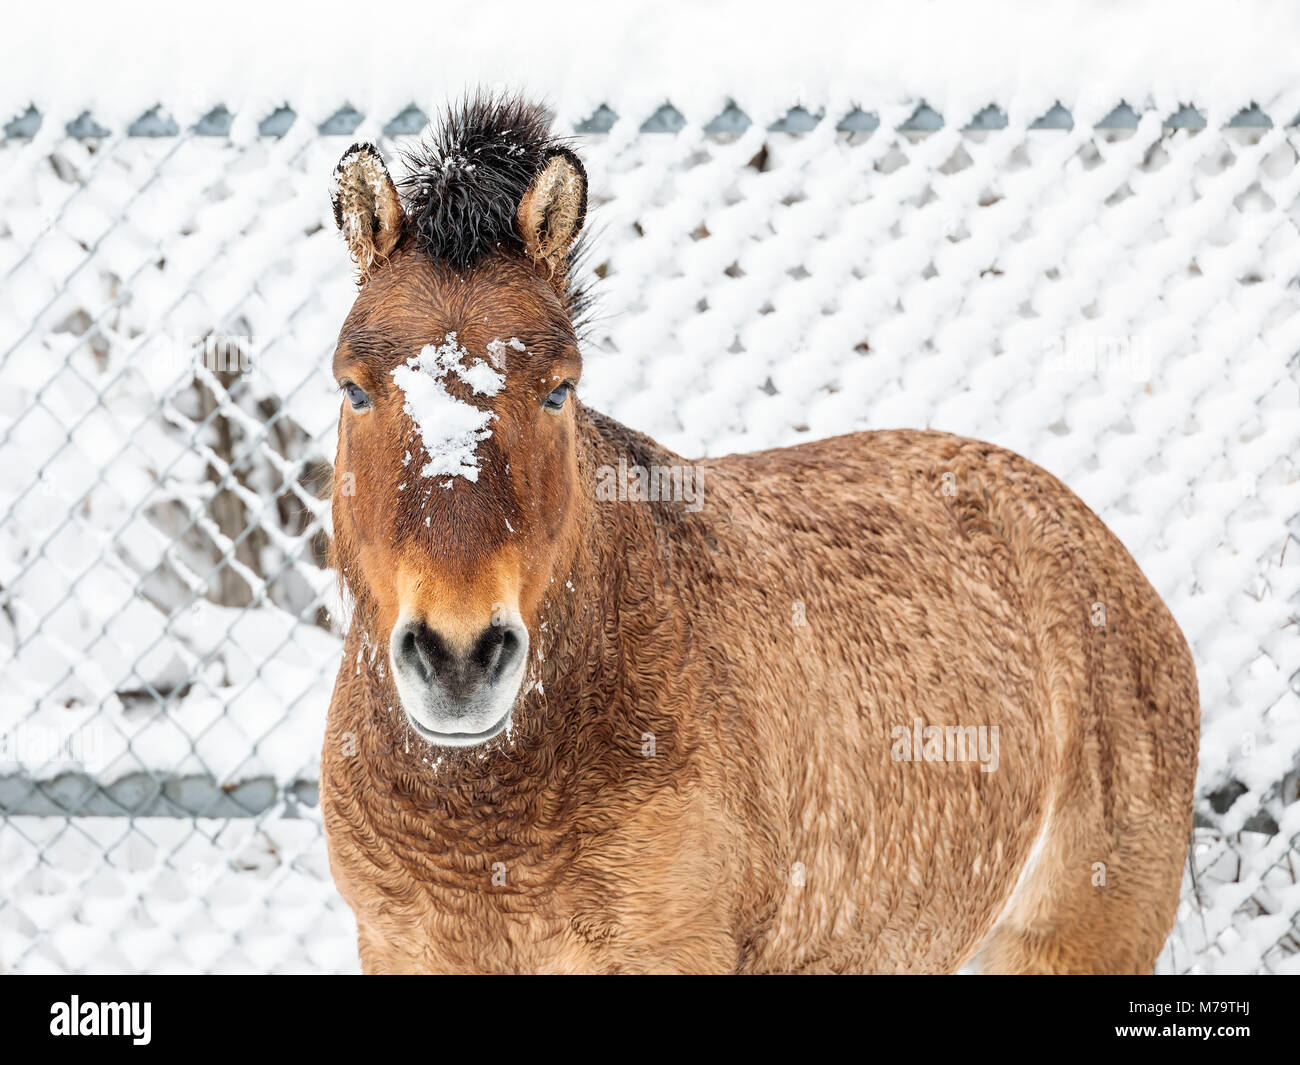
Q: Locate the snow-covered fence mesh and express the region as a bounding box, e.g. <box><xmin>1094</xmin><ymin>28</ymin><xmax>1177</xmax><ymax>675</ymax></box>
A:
<box><xmin>0</xmin><ymin>97</ymin><xmax>1298</xmax><ymax>974</ymax></box>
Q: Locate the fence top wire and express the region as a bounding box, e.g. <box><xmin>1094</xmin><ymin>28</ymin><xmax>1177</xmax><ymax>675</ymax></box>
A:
<box><xmin>4</xmin><ymin>101</ymin><xmax>1299</xmax><ymax>143</ymax></box>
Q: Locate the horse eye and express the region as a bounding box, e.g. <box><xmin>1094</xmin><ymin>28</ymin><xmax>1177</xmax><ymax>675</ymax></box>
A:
<box><xmin>543</xmin><ymin>382</ymin><xmax>571</xmax><ymax>412</ymax></box>
<box><xmin>342</xmin><ymin>381</ymin><xmax>371</xmax><ymax>410</ymax></box>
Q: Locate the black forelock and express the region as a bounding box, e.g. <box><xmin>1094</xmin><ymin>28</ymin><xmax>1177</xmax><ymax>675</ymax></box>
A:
<box><xmin>399</xmin><ymin>94</ymin><xmax>560</xmax><ymax>266</ymax></box>
<box><xmin>397</xmin><ymin>93</ymin><xmax>594</xmax><ymax>330</ymax></box>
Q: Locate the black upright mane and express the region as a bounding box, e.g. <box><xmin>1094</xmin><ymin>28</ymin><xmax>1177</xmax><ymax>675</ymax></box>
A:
<box><xmin>399</xmin><ymin>94</ymin><xmax>593</xmax><ymax>326</ymax></box>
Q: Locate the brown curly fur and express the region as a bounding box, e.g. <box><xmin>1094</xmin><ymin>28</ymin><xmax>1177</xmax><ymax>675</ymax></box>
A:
<box><xmin>321</xmin><ymin>131</ymin><xmax>1198</xmax><ymax>976</ymax></box>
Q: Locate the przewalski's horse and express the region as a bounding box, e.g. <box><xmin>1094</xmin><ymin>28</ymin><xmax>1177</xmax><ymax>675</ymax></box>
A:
<box><xmin>321</xmin><ymin>96</ymin><xmax>1199</xmax><ymax>974</ymax></box>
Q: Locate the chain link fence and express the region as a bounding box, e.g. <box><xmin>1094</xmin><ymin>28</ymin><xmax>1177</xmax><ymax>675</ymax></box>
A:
<box><xmin>1</xmin><ymin>96</ymin><xmax>1298</xmax><ymax>973</ymax></box>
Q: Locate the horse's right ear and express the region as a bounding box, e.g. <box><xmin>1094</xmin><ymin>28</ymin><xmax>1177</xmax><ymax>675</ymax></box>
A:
<box><xmin>331</xmin><ymin>143</ymin><xmax>405</xmax><ymax>284</ymax></box>
<box><xmin>517</xmin><ymin>148</ymin><xmax>588</xmax><ymax>272</ymax></box>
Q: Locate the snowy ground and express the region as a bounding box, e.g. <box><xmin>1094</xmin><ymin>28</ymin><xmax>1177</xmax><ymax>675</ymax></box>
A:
<box><xmin>1</xmin><ymin>1</ymin><xmax>1298</xmax><ymax>972</ymax></box>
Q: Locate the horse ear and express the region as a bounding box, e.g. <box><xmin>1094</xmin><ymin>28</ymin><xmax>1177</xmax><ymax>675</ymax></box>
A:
<box><xmin>331</xmin><ymin>142</ymin><xmax>405</xmax><ymax>284</ymax></box>
<box><xmin>517</xmin><ymin>149</ymin><xmax>587</xmax><ymax>270</ymax></box>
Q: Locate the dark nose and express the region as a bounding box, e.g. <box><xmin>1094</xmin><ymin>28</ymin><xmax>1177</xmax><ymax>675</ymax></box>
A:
<box><xmin>395</xmin><ymin>619</ymin><xmax>525</xmax><ymax>698</ymax></box>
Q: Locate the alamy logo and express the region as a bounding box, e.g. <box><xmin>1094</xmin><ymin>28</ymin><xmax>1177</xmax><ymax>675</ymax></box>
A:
<box><xmin>890</xmin><ymin>717</ymin><xmax>1000</xmax><ymax>773</ymax></box>
<box><xmin>1043</xmin><ymin>332</ymin><xmax>1151</xmax><ymax>379</ymax></box>
<box><xmin>49</xmin><ymin>997</ymin><xmax>151</xmax><ymax>1045</ymax></box>
<box><xmin>595</xmin><ymin>456</ymin><xmax>704</xmax><ymax>512</ymax></box>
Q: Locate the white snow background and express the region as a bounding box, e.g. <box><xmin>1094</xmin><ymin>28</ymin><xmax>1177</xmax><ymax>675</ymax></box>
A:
<box><xmin>0</xmin><ymin>0</ymin><xmax>1297</xmax><ymax>973</ymax></box>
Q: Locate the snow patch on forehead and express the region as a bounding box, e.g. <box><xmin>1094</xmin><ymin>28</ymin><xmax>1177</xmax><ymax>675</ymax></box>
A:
<box><xmin>391</xmin><ymin>332</ymin><xmax>505</xmax><ymax>487</ymax></box>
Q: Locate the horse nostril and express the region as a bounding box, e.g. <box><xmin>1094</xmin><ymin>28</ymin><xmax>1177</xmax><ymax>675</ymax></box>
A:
<box><xmin>471</xmin><ymin>626</ymin><xmax>502</xmax><ymax>675</ymax></box>
<box><xmin>400</xmin><ymin>621</ymin><xmax>452</xmax><ymax>686</ymax></box>
<box><xmin>400</xmin><ymin>629</ymin><xmax>421</xmax><ymax>678</ymax></box>
<box><xmin>470</xmin><ymin>624</ymin><xmax>525</xmax><ymax>685</ymax></box>
<box><xmin>495</xmin><ymin>627</ymin><xmax>522</xmax><ymax>682</ymax></box>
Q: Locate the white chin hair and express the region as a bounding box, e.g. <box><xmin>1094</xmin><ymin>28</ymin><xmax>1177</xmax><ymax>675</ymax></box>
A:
<box><xmin>402</xmin><ymin>706</ymin><xmax>513</xmax><ymax>747</ymax></box>
<box><xmin>391</xmin><ymin>662</ymin><xmax>524</xmax><ymax>748</ymax></box>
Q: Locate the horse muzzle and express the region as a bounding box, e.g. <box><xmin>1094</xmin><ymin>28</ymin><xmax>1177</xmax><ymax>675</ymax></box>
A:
<box><xmin>389</xmin><ymin>613</ymin><xmax>528</xmax><ymax>746</ymax></box>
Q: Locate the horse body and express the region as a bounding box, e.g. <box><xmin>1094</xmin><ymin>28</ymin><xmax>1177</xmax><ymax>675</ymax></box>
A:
<box><xmin>322</xmin><ymin>410</ymin><xmax>1197</xmax><ymax>973</ymax></box>
<box><xmin>319</xmin><ymin>96</ymin><xmax>1198</xmax><ymax>974</ymax></box>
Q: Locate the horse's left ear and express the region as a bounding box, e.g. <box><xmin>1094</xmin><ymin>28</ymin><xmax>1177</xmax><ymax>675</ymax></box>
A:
<box><xmin>331</xmin><ymin>142</ymin><xmax>405</xmax><ymax>284</ymax></box>
<box><xmin>517</xmin><ymin>149</ymin><xmax>587</xmax><ymax>270</ymax></box>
